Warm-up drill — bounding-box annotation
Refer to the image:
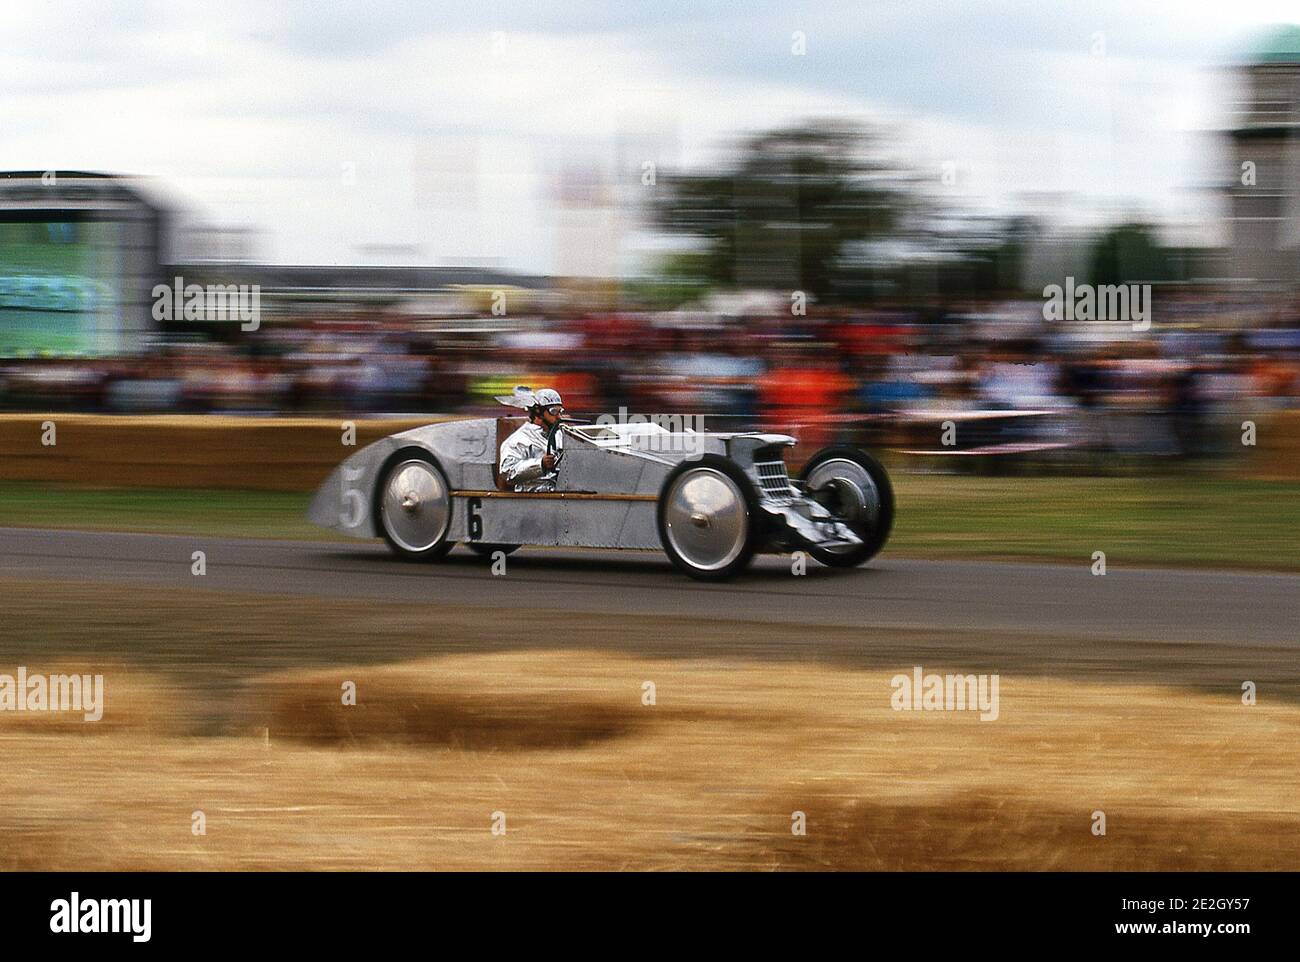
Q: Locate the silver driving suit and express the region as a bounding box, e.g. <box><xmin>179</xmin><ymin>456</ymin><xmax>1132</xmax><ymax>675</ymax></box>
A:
<box><xmin>499</xmin><ymin>421</ymin><xmax>559</xmax><ymax>492</ymax></box>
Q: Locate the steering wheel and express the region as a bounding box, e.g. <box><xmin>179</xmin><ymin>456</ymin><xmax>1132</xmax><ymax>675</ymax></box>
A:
<box><xmin>545</xmin><ymin>419</ymin><xmax>566</xmax><ymax>467</ymax></box>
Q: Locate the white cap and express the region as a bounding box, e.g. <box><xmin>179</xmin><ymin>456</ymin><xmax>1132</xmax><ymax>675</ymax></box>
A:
<box><xmin>494</xmin><ymin>385</ymin><xmax>538</xmax><ymax>409</ymax></box>
<box><xmin>493</xmin><ymin>385</ymin><xmax>563</xmax><ymax>410</ymax></box>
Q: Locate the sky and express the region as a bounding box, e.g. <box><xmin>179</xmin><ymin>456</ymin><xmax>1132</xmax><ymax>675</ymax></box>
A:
<box><xmin>2</xmin><ymin>0</ymin><xmax>1297</xmax><ymax>273</ymax></box>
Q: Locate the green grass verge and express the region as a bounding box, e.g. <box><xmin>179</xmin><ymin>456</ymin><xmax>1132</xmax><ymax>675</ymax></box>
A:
<box><xmin>893</xmin><ymin>474</ymin><xmax>1300</xmax><ymax>569</ymax></box>
<box><xmin>0</xmin><ymin>475</ymin><xmax>1296</xmax><ymax>569</ymax></box>
<box><xmin>0</xmin><ymin>483</ymin><xmax>326</xmax><ymax>541</ymax></box>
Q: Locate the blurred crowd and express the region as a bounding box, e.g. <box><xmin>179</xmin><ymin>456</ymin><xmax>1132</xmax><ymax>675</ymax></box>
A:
<box><xmin>3</xmin><ymin>289</ymin><xmax>1298</xmax><ymax>463</ymax></box>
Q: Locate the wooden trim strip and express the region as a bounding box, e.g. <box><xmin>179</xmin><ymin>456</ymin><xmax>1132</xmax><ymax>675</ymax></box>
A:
<box><xmin>452</xmin><ymin>489</ymin><xmax>657</xmax><ymax>501</ymax></box>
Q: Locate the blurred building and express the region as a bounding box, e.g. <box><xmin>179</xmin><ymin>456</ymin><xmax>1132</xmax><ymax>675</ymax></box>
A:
<box><xmin>1225</xmin><ymin>25</ymin><xmax>1300</xmax><ymax>291</ymax></box>
<box><xmin>551</xmin><ymin>164</ymin><xmax>624</xmax><ymax>278</ymax></box>
<box><xmin>161</xmin><ymin>263</ymin><xmax>555</xmax><ymax>331</ymax></box>
<box><xmin>0</xmin><ymin>171</ymin><xmax>169</xmax><ymax>357</ymax></box>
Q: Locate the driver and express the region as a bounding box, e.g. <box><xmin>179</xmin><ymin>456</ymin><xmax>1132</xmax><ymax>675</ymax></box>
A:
<box><xmin>499</xmin><ymin>388</ymin><xmax>564</xmax><ymax>491</ymax></box>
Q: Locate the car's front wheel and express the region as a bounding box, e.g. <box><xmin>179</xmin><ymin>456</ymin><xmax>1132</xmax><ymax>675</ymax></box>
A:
<box><xmin>657</xmin><ymin>455</ymin><xmax>758</xmax><ymax>581</ymax></box>
<box><xmin>375</xmin><ymin>449</ymin><xmax>455</xmax><ymax>561</ymax></box>
<box><xmin>799</xmin><ymin>446</ymin><xmax>894</xmax><ymax>568</ymax></box>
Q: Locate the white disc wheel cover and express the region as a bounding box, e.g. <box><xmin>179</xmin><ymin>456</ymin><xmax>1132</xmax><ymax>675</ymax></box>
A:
<box><xmin>663</xmin><ymin>467</ymin><xmax>749</xmax><ymax>571</ymax></box>
<box><xmin>381</xmin><ymin>459</ymin><xmax>450</xmax><ymax>552</ymax></box>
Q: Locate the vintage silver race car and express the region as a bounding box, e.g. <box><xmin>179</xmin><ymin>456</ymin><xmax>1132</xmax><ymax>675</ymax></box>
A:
<box><xmin>306</xmin><ymin>411</ymin><xmax>894</xmax><ymax>580</ymax></box>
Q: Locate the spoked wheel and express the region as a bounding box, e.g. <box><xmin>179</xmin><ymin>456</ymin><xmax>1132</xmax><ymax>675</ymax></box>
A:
<box><xmin>657</xmin><ymin>455</ymin><xmax>758</xmax><ymax>581</ymax></box>
<box><xmin>799</xmin><ymin>446</ymin><xmax>894</xmax><ymax>567</ymax></box>
<box><xmin>375</xmin><ymin>449</ymin><xmax>455</xmax><ymax>561</ymax></box>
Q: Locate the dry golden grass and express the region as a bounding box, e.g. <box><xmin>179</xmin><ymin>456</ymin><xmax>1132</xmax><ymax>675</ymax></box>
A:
<box><xmin>2</xmin><ymin>650</ymin><xmax>1297</xmax><ymax>870</ymax></box>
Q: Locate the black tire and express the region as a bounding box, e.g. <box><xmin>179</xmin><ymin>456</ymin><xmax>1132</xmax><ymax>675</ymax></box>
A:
<box><xmin>373</xmin><ymin>448</ymin><xmax>456</xmax><ymax>561</ymax></box>
<box><xmin>467</xmin><ymin>543</ymin><xmax>520</xmax><ymax>557</ymax></box>
<box><xmin>657</xmin><ymin>455</ymin><xmax>759</xmax><ymax>581</ymax></box>
<box><xmin>799</xmin><ymin>446</ymin><xmax>894</xmax><ymax>568</ymax></box>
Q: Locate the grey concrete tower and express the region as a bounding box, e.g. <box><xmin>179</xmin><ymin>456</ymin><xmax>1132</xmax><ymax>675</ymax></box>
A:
<box><xmin>1226</xmin><ymin>25</ymin><xmax>1300</xmax><ymax>290</ymax></box>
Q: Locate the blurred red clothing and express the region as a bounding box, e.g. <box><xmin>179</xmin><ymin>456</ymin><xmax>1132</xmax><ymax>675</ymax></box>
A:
<box><xmin>760</xmin><ymin>365</ymin><xmax>852</xmax><ymax>447</ymax></box>
<box><xmin>550</xmin><ymin>369</ymin><xmax>599</xmax><ymax>414</ymax></box>
<box><xmin>832</xmin><ymin>321</ymin><xmax>906</xmax><ymax>357</ymax></box>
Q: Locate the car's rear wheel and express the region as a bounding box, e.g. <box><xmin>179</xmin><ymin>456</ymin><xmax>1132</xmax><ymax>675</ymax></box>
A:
<box><xmin>657</xmin><ymin>455</ymin><xmax>758</xmax><ymax>581</ymax></box>
<box><xmin>799</xmin><ymin>446</ymin><xmax>894</xmax><ymax>567</ymax></box>
<box><xmin>375</xmin><ymin>449</ymin><xmax>455</xmax><ymax>561</ymax></box>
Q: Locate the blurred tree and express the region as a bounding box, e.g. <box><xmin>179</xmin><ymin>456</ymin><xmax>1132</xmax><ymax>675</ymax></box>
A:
<box><xmin>1088</xmin><ymin>224</ymin><xmax>1175</xmax><ymax>286</ymax></box>
<box><xmin>621</xmin><ymin>251</ymin><xmax>714</xmax><ymax>309</ymax></box>
<box><xmin>649</xmin><ymin>121</ymin><xmax>909</xmax><ymax>302</ymax></box>
<box><xmin>957</xmin><ymin>216</ymin><xmax>1034</xmax><ymax>295</ymax></box>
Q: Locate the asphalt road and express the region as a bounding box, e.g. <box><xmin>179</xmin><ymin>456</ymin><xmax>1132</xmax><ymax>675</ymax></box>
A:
<box><xmin>1</xmin><ymin>526</ymin><xmax>1296</xmax><ymax>646</ymax></box>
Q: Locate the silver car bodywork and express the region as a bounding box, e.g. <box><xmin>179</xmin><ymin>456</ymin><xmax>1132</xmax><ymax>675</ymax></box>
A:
<box><xmin>306</xmin><ymin>417</ymin><xmax>864</xmax><ymax>553</ymax></box>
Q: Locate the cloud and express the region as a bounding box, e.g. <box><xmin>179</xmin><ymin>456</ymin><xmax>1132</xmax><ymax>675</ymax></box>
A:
<box><xmin>0</xmin><ymin>0</ymin><xmax>1289</xmax><ymax>269</ymax></box>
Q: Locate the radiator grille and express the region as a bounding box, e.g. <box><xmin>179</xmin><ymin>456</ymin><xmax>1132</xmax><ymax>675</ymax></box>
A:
<box><xmin>754</xmin><ymin>460</ymin><xmax>795</xmax><ymax>503</ymax></box>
